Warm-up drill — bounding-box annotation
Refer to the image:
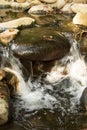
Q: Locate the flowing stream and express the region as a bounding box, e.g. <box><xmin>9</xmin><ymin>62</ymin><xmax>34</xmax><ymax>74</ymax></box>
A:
<box><xmin>1</xmin><ymin>40</ymin><xmax>87</xmax><ymax>129</ymax></box>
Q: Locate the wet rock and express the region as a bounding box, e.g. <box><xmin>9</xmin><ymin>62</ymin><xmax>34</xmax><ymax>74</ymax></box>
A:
<box><xmin>80</xmin><ymin>87</ymin><xmax>87</xmax><ymax>110</ymax></box>
<box><xmin>0</xmin><ymin>82</ymin><xmax>10</xmax><ymax>125</ymax></box>
<box><xmin>71</xmin><ymin>4</ymin><xmax>87</xmax><ymax>13</ymax></box>
<box><xmin>0</xmin><ymin>29</ymin><xmax>19</xmax><ymax>45</ymax></box>
<box><xmin>28</xmin><ymin>4</ymin><xmax>53</xmax><ymax>15</ymax></box>
<box><xmin>73</xmin><ymin>13</ymin><xmax>87</xmax><ymax>26</ymax></box>
<box><xmin>0</xmin><ymin>17</ymin><xmax>35</xmax><ymax>29</ymax></box>
<box><xmin>11</xmin><ymin>27</ymin><xmax>70</xmax><ymax>61</ymax></box>
<box><xmin>39</xmin><ymin>0</ymin><xmax>57</xmax><ymax>3</ymax></box>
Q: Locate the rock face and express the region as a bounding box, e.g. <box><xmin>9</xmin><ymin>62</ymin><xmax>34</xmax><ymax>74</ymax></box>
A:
<box><xmin>0</xmin><ymin>17</ymin><xmax>35</xmax><ymax>29</ymax></box>
<box><xmin>0</xmin><ymin>82</ymin><xmax>10</xmax><ymax>125</ymax></box>
<box><xmin>11</xmin><ymin>27</ymin><xmax>70</xmax><ymax>61</ymax></box>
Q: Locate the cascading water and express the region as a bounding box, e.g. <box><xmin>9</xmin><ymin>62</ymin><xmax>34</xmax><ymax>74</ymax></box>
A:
<box><xmin>1</xmin><ymin>40</ymin><xmax>87</xmax><ymax>129</ymax></box>
<box><xmin>46</xmin><ymin>40</ymin><xmax>87</xmax><ymax>111</ymax></box>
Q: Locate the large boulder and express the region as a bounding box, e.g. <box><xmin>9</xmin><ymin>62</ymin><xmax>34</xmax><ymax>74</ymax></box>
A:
<box><xmin>11</xmin><ymin>27</ymin><xmax>70</xmax><ymax>61</ymax></box>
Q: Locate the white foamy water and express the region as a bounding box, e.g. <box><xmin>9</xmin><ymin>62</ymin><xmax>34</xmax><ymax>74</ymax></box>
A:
<box><xmin>46</xmin><ymin>40</ymin><xmax>87</xmax><ymax>110</ymax></box>
<box><xmin>4</xmin><ymin>67</ymin><xmax>30</xmax><ymax>96</ymax></box>
<box><xmin>3</xmin><ymin>40</ymin><xmax>87</xmax><ymax>112</ymax></box>
<box><xmin>4</xmin><ymin>55</ymin><xmax>57</xmax><ymax>111</ymax></box>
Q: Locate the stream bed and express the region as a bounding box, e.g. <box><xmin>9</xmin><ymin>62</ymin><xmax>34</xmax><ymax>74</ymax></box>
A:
<box><xmin>0</xmin><ymin>9</ymin><xmax>87</xmax><ymax>130</ymax></box>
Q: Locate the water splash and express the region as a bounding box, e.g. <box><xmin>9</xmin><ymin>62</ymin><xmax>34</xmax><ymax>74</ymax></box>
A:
<box><xmin>46</xmin><ymin>40</ymin><xmax>87</xmax><ymax>86</ymax></box>
<box><xmin>3</xmin><ymin>51</ymin><xmax>57</xmax><ymax>111</ymax></box>
<box><xmin>46</xmin><ymin>40</ymin><xmax>87</xmax><ymax>111</ymax></box>
<box><xmin>2</xmin><ymin>40</ymin><xmax>87</xmax><ymax>115</ymax></box>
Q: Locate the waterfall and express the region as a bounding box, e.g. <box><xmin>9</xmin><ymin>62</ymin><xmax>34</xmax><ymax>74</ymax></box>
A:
<box><xmin>46</xmin><ymin>40</ymin><xmax>87</xmax><ymax>111</ymax></box>
<box><xmin>1</xmin><ymin>47</ymin><xmax>57</xmax><ymax>111</ymax></box>
<box><xmin>46</xmin><ymin>40</ymin><xmax>87</xmax><ymax>86</ymax></box>
<box><xmin>0</xmin><ymin>44</ymin><xmax>31</xmax><ymax>96</ymax></box>
<box><xmin>69</xmin><ymin>40</ymin><xmax>87</xmax><ymax>87</ymax></box>
<box><xmin>1</xmin><ymin>40</ymin><xmax>87</xmax><ymax>113</ymax></box>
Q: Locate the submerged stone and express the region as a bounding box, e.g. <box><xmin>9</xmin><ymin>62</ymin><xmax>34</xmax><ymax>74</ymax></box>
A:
<box><xmin>11</xmin><ymin>27</ymin><xmax>70</xmax><ymax>61</ymax></box>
